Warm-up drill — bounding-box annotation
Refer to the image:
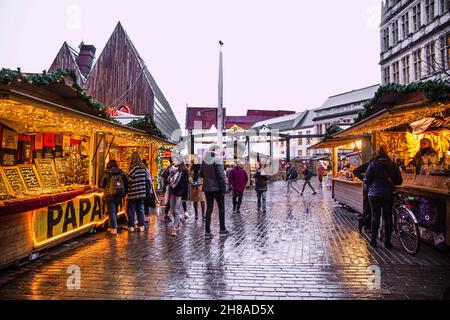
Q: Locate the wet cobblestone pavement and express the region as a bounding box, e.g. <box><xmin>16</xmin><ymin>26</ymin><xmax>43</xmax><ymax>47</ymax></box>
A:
<box><xmin>0</xmin><ymin>181</ymin><xmax>449</xmax><ymax>300</ymax></box>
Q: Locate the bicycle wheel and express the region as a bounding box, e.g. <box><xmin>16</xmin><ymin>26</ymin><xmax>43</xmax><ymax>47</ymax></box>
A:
<box><xmin>395</xmin><ymin>205</ymin><xmax>420</xmax><ymax>255</ymax></box>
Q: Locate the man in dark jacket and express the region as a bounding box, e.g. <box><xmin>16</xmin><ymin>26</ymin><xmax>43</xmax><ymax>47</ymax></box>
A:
<box><xmin>200</xmin><ymin>145</ymin><xmax>229</xmax><ymax>239</ymax></box>
<box><xmin>254</xmin><ymin>163</ymin><xmax>270</xmax><ymax>212</ymax></box>
<box><xmin>364</xmin><ymin>146</ymin><xmax>403</xmax><ymax>248</ymax></box>
<box><xmin>353</xmin><ymin>161</ymin><xmax>372</xmax><ymax>233</ymax></box>
<box><xmin>286</xmin><ymin>163</ymin><xmax>300</xmax><ymax>193</ymax></box>
<box><xmin>300</xmin><ymin>165</ymin><xmax>316</xmax><ymax>196</ymax></box>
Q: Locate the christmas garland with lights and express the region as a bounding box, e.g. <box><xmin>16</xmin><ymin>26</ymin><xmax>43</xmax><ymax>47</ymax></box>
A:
<box><xmin>356</xmin><ymin>80</ymin><xmax>450</xmax><ymax>123</ymax></box>
<box><xmin>128</xmin><ymin>113</ymin><xmax>167</xmax><ymax>139</ymax></box>
<box><xmin>0</xmin><ymin>68</ymin><xmax>110</xmax><ymax>119</ymax></box>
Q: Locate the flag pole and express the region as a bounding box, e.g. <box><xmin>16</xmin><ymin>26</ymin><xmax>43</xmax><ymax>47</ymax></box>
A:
<box><xmin>217</xmin><ymin>40</ymin><xmax>224</xmax><ymax>149</ymax></box>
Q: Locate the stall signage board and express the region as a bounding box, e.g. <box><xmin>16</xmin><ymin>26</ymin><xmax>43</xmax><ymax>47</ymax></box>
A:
<box><xmin>33</xmin><ymin>192</ymin><xmax>105</xmax><ymax>247</ymax></box>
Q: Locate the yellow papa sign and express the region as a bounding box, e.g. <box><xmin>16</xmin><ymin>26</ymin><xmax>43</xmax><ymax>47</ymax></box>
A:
<box><xmin>33</xmin><ymin>193</ymin><xmax>105</xmax><ymax>247</ymax></box>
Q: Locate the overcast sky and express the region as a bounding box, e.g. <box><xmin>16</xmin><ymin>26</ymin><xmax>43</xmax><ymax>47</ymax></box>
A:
<box><xmin>0</xmin><ymin>0</ymin><xmax>381</xmax><ymax>129</ymax></box>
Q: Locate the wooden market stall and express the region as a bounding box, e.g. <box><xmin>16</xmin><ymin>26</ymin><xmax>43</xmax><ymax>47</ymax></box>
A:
<box><xmin>0</xmin><ymin>70</ymin><xmax>171</xmax><ymax>269</ymax></box>
<box><xmin>331</xmin><ymin>88</ymin><xmax>450</xmax><ymax>249</ymax></box>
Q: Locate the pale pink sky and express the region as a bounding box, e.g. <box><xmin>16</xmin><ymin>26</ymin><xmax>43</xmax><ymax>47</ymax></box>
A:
<box><xmin>0</xmin><ymin>0</ymin><xmax>381</xmax><ymax>129</ymax></box>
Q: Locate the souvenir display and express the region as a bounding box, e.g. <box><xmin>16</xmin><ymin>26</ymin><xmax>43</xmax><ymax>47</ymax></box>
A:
<box><xmin>0</xmin><ymin>172</ymin><xmax>15</xmax><ymax>200</ymax></box>
<box><xmin>2</xmin><ymin>167</ymin><xmax>26</xmax><ymax>194</ymax></box>
<box><xmin>55</xmin><ymin>157</ymin><xmax>89</xmax><ymax>186</ymax></box>
<box><xmin>34</xmin><ymin>158</ymin><xmax>59</xmax><ymax>189</ymax></box>
<box><xmin>18</xmin><ymin>165</ymin><xmax>41</xmax><ymax>191</ymax></box>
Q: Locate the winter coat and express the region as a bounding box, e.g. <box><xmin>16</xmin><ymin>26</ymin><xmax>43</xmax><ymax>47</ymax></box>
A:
<box><xmin>128</xmin><ymin>164</ymin><xmax>148</xmax><ymax>200</ymax></box>
<box><xmin>169</xmin><ymin>167</ymin><xmax>189</xmax><ymax>197</ymax></box>
<box><xmin>364</xmin><ymin>156</ymin><xmax>403</xmax><ymax>198</ymax></box>
<box><xmin>100</xmin><ymin>167</ymin><xmax>128</xmax><ymax>199</ymax></box>
<box><xmin>229</xmin><ymin>167</ymin><xmax>248</xmax><ymax>192</ymax></box>
<box><xmin>200</xmin><ymin>151</ymin><xmax>226</xmax><ymax>193</ymax></box>
<box><xmin>286</xmin><ymin>166</ymin><xmax>298</xmax><ymax>180</ymax></box>
<box><xmin>254</xmin><ymin>169</ymin><xmax>269</xmax><ymax>192</ymax></box>
<box><xmin>303</xmin><ymin>167</ymin><xmax>313</xmax><ymax>180</ymax></box>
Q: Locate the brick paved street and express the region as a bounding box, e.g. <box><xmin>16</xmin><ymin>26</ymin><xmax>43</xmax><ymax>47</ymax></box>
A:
<box><xmin>0</xmin><ymin>180</ymin><xmax>449</xmax><ymax>300</ymax></box>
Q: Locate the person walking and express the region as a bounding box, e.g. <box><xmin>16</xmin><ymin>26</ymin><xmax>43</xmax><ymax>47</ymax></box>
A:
<box><xmin>301</xmin><ymin>165</ymin><xmax>317</xmax><ymax>195</ymax></box>
<box><xmin>364</xmin><ymin>146</ymin><xmax>403</xmax><ymax>249</ymax></box>
<box><xmin>100</xmin><ymin>160</ymin><xmax>127</xmax><ymax>235</ymax></box>
<box><xmin>254</xmin><ymin>162</ymin><xmax>269</xmax><ymax>213</ymax></box>
<box><xmin>168</xmin><ymin>156</ymin><xmax>189</xmax><ymax>237</ymax></box>
<box><xmin>200</xmin><ymin>145</ymin><xmax>229</xmax><ymax>240</ymax></box>
<box><xmin>286</xmin><ymin>163</ymin><xmax>300</xmax><ymax>193</ymax></box>
<box><xmin>229</xmin><ymin>162</ymin><xmax>248</xmax><ymax>213</ymax></box>
<box><xmin>190</xmin><ymin>158</ymin><xmax>206</xmax><ymax>220</ymax></box>
<box><xmin>127</xmin><ymin>152</ymin><xmax>149</xmax><ymax>232</ymax></box>
<box><xmin>317</xmin><ymin>164</ymin><xmax>325</xmax><ymax>189</ymax></box>
<box><xmin>161</xmin><ymin>160</ymin><xmax>173</xmax><ymax>222</ymax></box>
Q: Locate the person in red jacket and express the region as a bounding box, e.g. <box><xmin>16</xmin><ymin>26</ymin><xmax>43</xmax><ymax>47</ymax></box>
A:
<box><xmin>228</xmin><ymin>162</ymin><xmax>249</xmax><ymax>213</ymax></box>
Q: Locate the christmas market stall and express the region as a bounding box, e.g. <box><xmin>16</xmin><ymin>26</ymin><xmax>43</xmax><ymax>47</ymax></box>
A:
<box><xmin>332</xmin><ymin>81</ymin><xmax>450</xmax><ymax>248</ymax></box>
<box><xmin>308</xmin><ymin>135</ymin><xmax>373</xmax><ymax>214</ymax></box>
<box><xmin>0</xmin><ymin>69</ymin><xmax>168</xmax><ymax>268</ymax></box>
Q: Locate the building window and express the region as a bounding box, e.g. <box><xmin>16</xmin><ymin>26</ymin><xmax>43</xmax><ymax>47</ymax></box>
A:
<box><xmin>298</xmin><ymin>132</ymin><xmax>302</xmax><ymax>145</ymax></box>
<box><xmin>440</xmin><ymin>0</ymin><xmax>446</xmax><ymax>13</ymax></box>
<box><xmin>391</xmin><ymin>20</ymin><xmax>399</xmax><ymax>44</ymax></box>
<box><xmin>383</xmin><ymin>28</ymin><xmax>390</xmax><ymax>50</ymax></box>
<box><xmin>306</xmin><ymin>149</ymin><xmax>311</xmax><ymax>157</ymax></box>
<box><xmin>413</xmin><ymin>3</ymin><xmax>422</xmax><ymax>31</ymax></box>
<box><xmin>425</xmin><ymin>0</ymin><xmax>435</xmax><ymax>23</ymax></box>
<box><xmin>306</xmin><ymin>131</ymin><xmax>311</xmax><ymax>145</ymax></box>
<box><xmin>383</xmin><ymin>66</ymin><xmax>391</xmax><ymax>84</ymax></box>
<box><xmin>393</xmin><ymin>61</ymin><xmax>400</xmax><ymax>82</ymax></box>
<box><xmin>447</xmin><ymin>34</ymin><xmax>450</xmax><ymax>68</ymax></box>
<box><xmin>413</xmin><ymin>49</ymin><xmax>422</xmax><ymax>80</ymax></box>
<box><xmin>402</xmin><ymin>56</ymin><xmax>411</xmax><ymax>83</ymax></box>
<box><xmin>425</xmin><ymin>41</ymin><xmax>436</xmax><ymax>75</ymax></box>
<box><xmin>401</xmin><ymin>13</ymin><xmax>410</xmax><ymax>39</ymax></box>
<box><xmin>317</xmin><ymin>124</ymin><xmax>323</xmax><ymax>135</ymax></box>
<box><xmin>298</xmin><ymin>150</ymin><xmax>303</xmax><ymax>157</ymax></box>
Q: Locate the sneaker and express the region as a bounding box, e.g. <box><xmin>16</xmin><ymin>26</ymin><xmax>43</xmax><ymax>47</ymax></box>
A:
<box><xmin>237</xmin><ymin>209</ymin><xmax>241</xmax><ymax>214</ymax></box>
<box><xmin>128</xmin><ymin>227</ymin><xmax>135</xmax><ymax>232</ymax></box>
<box><xmin>139</xmin><ymin>226</ymin><xmax>145</xmax><ymax>232</ymax></box>
<box><xmin>312</xmin><ymin>192</ymin><xmax>317</xmax><ymax>195</ymax></box>
<box><xmin>220</xmin><ymin>229</ymin><xmax>230</xmax><ymax>236</ymax></box>
<box><xmin>184</xmin><ymin>212</ymin><xmax>190</xmax><ymax>219</ymax></box>
<box><xmin>300</xmin><ymin>192</ymin><xmax>303</xmax><ymax>196</ymax></box>
<box><xmin>205</xmin><ymin>233</ymin><xmax>213</xmax><ymax>240</ymax></box>
<box><xmin>262</xmin><ymin>209</ymin><xmax>267</xmax><ymax>213</ymax></box>
<box><xmin>171</xmin><ymin>230</ymin><xmax>177</xmax><ymax>237</ymax></box>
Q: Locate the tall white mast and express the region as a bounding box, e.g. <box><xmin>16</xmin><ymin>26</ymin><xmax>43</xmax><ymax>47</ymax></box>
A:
<box><xmin>217</xmin><ymin>40</ymin><xmax>224</xmax><ymax>148</ymax></box>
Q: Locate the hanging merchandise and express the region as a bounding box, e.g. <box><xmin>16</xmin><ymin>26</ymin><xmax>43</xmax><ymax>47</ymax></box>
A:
<box><xmin>1</xmin><ymin>128</ymin><xmax>19</xmax><ymax>166</ymax></box>
<box><xmin>18</xmin><ymin>135</ymin><xmax>32</xmax><ymax>164</ymax></box>
<box><xmin>43</xmin><ymin>133</ymin><xmax>56</xmax><ymax>159</ymax></box>
<box><xmin>34</xmin><ymin>133</ymin><xmax>43</xmax><ymax>159</ymax></box>
<box><xmin>54</xmin><ymin>134</ymin><xmax>63</xmax><ymax>158</ymax></box>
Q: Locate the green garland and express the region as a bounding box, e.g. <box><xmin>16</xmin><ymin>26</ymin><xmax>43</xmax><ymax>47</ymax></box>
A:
<box><xmin>128</xmin><ymin>113</ymin><xmax>167</xmax><ymax>140</ymax></box>
<box><xmin>355</xmin><ymin>80</ymin><xmax>450</xmax><ymax>123</ymax></box>
<box><xmin>325</xmin><ymin>123</ymin><xmax>343</xmax><ymax>138</ymax></box>
<box><xmin>0</xmin><ymin>68</ymin><xmax>110</xmax><ymax>120</ymax></box>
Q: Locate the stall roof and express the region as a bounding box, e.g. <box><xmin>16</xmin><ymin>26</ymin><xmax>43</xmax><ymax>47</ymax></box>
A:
<box><xmin>0</xmin><ymin>82</ymin><xmax>175</xmax><ymax>147</ymax></box>
<box><xmin>333</xmin><ymin>102</ymin><xmax>450</xmax><ymax>138</ymax></box>
<box><xmin>308</xmin><ymin>136</ymin><xmax>364</xmax><ymax>149</ymax></box>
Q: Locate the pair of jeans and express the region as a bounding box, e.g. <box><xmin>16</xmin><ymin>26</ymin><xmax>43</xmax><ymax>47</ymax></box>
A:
<box><xmin>105</xmin><ymin>197</ymin><xmax>122</xmax><ymax>229</ymax></box>
<box><xmin>232</xmin><ymin>190</ymin><xmax>244</xmax><ymax>211</ymax></box>
<box><xmin>170</xmin><ymin>195</ymin><xmax>183</xmax><ymax>228</ymax></box>
<box><xmin>369</xmin><ymin>196</ymin><xmax>394</xmax><ymax>244</ymax></box>
<box><xmin>301</xmin><ymin>179</ymin><xmax>316</xmax><ymax>193</ymax></box>
<box><xmin>257</xmin><ymin>191</ymin><xmax>266</xmax><ymax>211</ymax></box>
<box><xmin>204</xmin><ymin>191</ymin><xmax>226</xmax><ymax>234</ymax></box>
<box><xmin>127</xmin><ymin>199</ymin><xmax>145</xmax><ymax>227</ymax></box>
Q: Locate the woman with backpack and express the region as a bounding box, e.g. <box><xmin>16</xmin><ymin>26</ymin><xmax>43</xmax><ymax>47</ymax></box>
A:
<box><xmin>127</xmin><ymin>152</ymin><xmax>149</xmax><ymax>232</ymax></box>
<box><xmin>364</xmin><ymin>146</ymin><xmax>403</xmax><ymax>249</ymax></box>
<box><xmin>100</xmin><ymin>160</ymin><xmax>127</xmax><ymax>235</ymax></box>
<box><xmin>168</xmin><ymin>156</ymin><xmax>190</xmax><ymax>237</ymax></box>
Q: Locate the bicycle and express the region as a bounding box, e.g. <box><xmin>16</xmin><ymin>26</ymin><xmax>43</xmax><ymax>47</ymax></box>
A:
<box><xmin>379</xmin><ymin>193</ymin><xmax>421</xmax><ymax>255</ymax></box>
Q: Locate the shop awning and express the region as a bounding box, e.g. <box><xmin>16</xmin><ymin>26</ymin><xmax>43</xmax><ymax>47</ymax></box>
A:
<box><xmin>308</xmin><ymin>136</ymin><xmax>363</xmax><ymax>149</ymax></box>
<box><xmin>333</xmin><ymin>102</ymin><xmax>450</xmax><ymax>138</ymax></box>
